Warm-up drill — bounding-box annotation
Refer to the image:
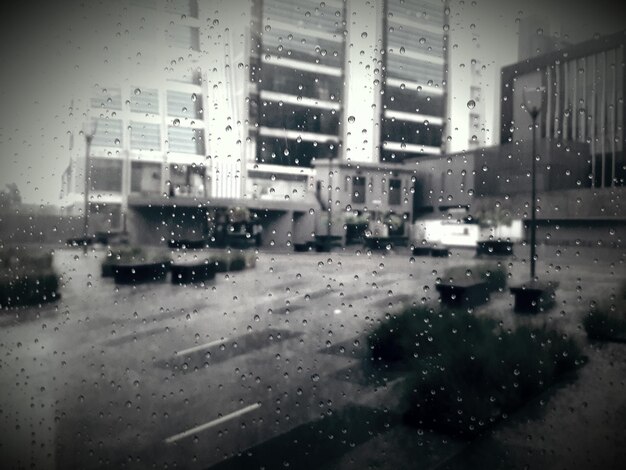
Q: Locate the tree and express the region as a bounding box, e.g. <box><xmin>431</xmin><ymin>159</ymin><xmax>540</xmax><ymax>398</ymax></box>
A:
<box><xmin>0</xmin><ymin>183</ymin><xmax>22</xmax><ymax>211</ymax></box>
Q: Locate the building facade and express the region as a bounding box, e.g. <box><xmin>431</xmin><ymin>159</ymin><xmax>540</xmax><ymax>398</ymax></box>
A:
<box><xmin>61</xmin><ymin>0</ymin><xmax>450</xmax><ymax>247</ymax></box>
<box><xmin>412</xmin><ymin>29</ymin><xmax>626</xmax><ymax>248</ymax></box>
<box><xmin>500</xmin><ymin>29</ymin><xmax>626</xmax><ymax>189</ymax></box>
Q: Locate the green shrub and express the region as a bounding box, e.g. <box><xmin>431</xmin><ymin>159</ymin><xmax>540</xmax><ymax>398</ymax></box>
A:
<box><xmin>443</xmin><ymin>263</ymin><xmax>507</xmax><ymax>292</ymax></box>
<box><xmin>368</xmin><ymin>306</ymin><xmax>584</xmax><ymax>438</ymax></box>
<box><xmin>583</xmin><ymin>306</ymin><xmax>626</xmax><ymax>342</ymax></box>
<box><xmin>103</xmin><ymin>246</ymin><xmax>169</xmax><ymax>265</ymax></box>
<box><xmin>583</xmin><ymin>285</ymin><xmax>626</xmax><ymax>342</ymax></box>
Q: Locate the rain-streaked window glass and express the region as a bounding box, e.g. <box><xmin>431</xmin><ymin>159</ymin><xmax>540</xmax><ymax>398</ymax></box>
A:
<box><xmin>3</xmin><ymin>1</ymin><xmax>626</xmax><ymax>470</ymax></box>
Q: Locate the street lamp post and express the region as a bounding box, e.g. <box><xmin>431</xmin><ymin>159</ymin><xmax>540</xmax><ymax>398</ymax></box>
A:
<box><xmin>82</xmin><ymin>121</ymin><xmax>98</xmax><ymax>254</ymax></box>
<box><xmin>522</xmin><ymin>86</ymin><xmax>545</xmax><ymax>280</ymax></box>
<box><xmin>327</xmin><ymin>157</ymin><xmax>333</xmax><ymax>242</ymax></box>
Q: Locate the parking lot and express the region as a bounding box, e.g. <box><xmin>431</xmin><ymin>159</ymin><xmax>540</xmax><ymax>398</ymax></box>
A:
<box><xmin>0</xmin><ymin>244</ymin><xmax>624</xmax><ymax>469</ymax></box>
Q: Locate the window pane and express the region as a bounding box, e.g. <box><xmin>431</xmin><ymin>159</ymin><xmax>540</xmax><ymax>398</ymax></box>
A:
<box><xmin>168</xmin><ymin>126</ymin><xmax>205</xmax><ymax>154</ymax></box>
<box><xmin>91</xmin><ymin>119</ymin><xmax>123</xmax><ymax>148</ymax></box>
<box><xmin>167</xmin><ymin>90</ymin><xmax>203</xmax><ymax>118</ymax></box>
<box><xmin>352</xmin><ymin>176</ymin><xmax>366</xmax><ymax>203</ymax></box>
<box><xmin>130</xmin><ymin>88</ymin><xmax>159</xmax><ymax>114</ymax></box>
<box><xmin>131</xmin><ymin>162</ymin><xmax>161</xmax><ymax>194</ymax></box>
<box><xmin>130</xmin><ymin>122</ymin><xmax>161</xmax><ymax>150</ymax></box>
<box><xmin>90</xmin><ymin>87</ymin><xmax>122</xmax><ymax>110</ymax></box>
<box><xmin>90</xmin><ymin>158</ymin><xmax>122</xmax><ymax>192</ymax></box>
<box><xmin>166</xmin><ymin>24</ymin><xmax>199</xmax><ymax>51</ymax></box>
<box><xmin>389</xmin><ymin>178</ymin><xmax>402</xmax><ymax>205</ymax></box>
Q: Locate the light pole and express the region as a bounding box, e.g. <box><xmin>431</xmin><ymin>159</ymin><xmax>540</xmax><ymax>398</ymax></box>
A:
<box><xmin>82</xmin><ymin>120</ymin><xmax>98</xmax><ymax>254</ymax></box>
<box><xmin>327</xmin><ymin>156</ymin><xmax>333</xmax><ymax>242</ymax></box>
<box><xmin>522</xmin><ymin>86</ymin><xmax>545</xmax><ymax>280</ymax></box>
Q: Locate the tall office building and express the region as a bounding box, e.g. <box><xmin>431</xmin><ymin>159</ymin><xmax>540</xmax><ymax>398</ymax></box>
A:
<box><xmin>247</xmin><ymin>0</ymin><xmax>448</xmax><ymax>167</ymax></box>
<box><xmin>380</xmin><ymin>0</ymin><xmax>448</xmax><ymax>163</ymax></box>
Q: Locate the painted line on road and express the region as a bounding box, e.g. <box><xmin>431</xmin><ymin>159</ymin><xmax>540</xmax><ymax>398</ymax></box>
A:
<box><xmin>175</xmin><ymin>338</ymin><xmax>228</xmax><ymax>357</ymax></box>
<box><xmin>164</xmin><ymin>403</ymin><xmax>261</xmax><ymax>444</ymax></box>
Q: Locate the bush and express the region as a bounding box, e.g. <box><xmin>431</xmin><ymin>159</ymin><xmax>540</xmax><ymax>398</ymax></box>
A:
<box><xmin>583</xmin><ymin>285</ymin><xmax>626</xmax><ymax>342</ymax></box>
<box><xmin>0</xmin><ymin>246</ymin><xmax>59</xmax><ymax>308</ymax></box>
<box><xmin>368</xmin><ymin>306</ymin><xmax>584</xmax><ymax>438</ymax></box>
<box><xmin>583</xmin><ymin>306</ymin><xmax>626</xmax><ymax>342</ymax></box>
<box><xmin>443</xmin><ymin>263</ymin><xmax>507</xmax><ymax>292</ymax></box>
<box><xmin>102</xmin><ymin>246</ymin><xmax>169</xmax><ymax>268</ymax></box>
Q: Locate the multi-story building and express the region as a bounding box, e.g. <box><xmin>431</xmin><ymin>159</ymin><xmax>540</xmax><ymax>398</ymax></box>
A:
<box><xmin>380</xmin><ymin>0</ymin><xmax>448</xmax><ymax>163</ymax></box>
<box><xmin>500</xmin><ymin>29</ymin><xmax>625</xmax><ymax>189</ymax></box>
<box><xmin>61</xmin><ymin>0</ymin><xmax>450</xmax><ymax>247</ymax></box>
<box><xmin>60</xmin><ymin>0</ymin><xmax>210</xmax><ymax>232</ymax></box>
<box><xmin>413</xmin><ymin>29</ymin><xmax>626</xmax><ymax>248</ymax></box>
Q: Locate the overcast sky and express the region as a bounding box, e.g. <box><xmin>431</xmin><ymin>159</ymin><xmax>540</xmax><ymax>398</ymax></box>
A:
<box><xmin>0</xmin><ymin>0</ymin><xmax>623</xmax><ymax>204</ymax></box>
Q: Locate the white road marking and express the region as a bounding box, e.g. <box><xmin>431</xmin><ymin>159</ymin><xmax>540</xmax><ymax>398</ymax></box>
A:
<box><xmin>164</xmin><ymin>403</ymin><xmax>261</xmax><ymax>444</ymax></box>
<box><xmin>174</xmin><ymin>338</ymin><xmax>228</xmax><ymax>357</ymax></box>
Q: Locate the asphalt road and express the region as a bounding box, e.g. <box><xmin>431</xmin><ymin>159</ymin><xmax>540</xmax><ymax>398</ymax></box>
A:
<box><xmin>0</xmin><ymin>244</ymin><xmax>624</xmax><ymax>469</ymax></box>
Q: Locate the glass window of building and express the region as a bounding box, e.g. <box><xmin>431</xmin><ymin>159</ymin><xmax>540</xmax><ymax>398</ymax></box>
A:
<box><xmin>90</xmin><ymin>86</ymin><xmax>122</xmax><ymax>110</ymax></box>
<box><xmin>131</xmin><ymin>162</ymin><xmax>162</xmax><ymax>194</ymax></box>
<box><xmin>389</xmin><ymin>178</ymin><xmax>402</xmax><ymax>205</ymax></box>
<box><xmin>89</xmin><ymin>158</ymin><xmax>123</xmax><ymax>192</ymax></box>
<box><xmin>130</xmin><ymin>88</ymin><xmax>159</xmax><ymax>114</ymax></box>
<box><xmin>91</xmin><ymin>119</ymin><xmax>123</xmax><ymax>148</ymax></box>
<box><xmin>352</xmin><ymin>176</ymin><xmax>366</xmax><ymax>204</ymax></box>
<box><xmin>167</xmin><ymin>90</ymin><xmax>203</xmax><ymax>118</ymax></box>
<box><xmin>130</xmin><ymin>122</ymin><xmax>161</xmax><ymax>151</ymax></box>
<box><xmin>168</xmin><ymin>126</ymin><xmax>205</xmax><ymax>154</ymax></box>
<box><xmin>166</xmin><ymin>24</ymin><xmax>200</xmax><ymax>51</ymax></box>
<box><xmin>162</xmin><ymin>0</ymin><xmax>198</xmax><ymax>17</ymax></box>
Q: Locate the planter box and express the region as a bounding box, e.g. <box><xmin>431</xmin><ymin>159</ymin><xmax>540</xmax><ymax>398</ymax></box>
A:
<box><xmin>0</xmin><ymin>271</ymin><xmax>60</xmax><ymax>308</ymax></box>
<box><xmin>412</xmin><ymin>246</ymin><xmax>432</xmax><ymax>256</ymax></box>
<box><xmin>436</xmin><ymin>280</ymin><xmax>489</xmax><ymax>308</ymax></box>
<box><xmin>101</xmin><ymin>263</ymin><xmax>116</xmax><ymax>278</ymax></box>
<box><xmin>510</xmin><ymin>281</ymin><xmax>559</xmax><ymax>314</ymax></box>
<box><xmin>314</xmin><ymin>235</ymin><xmax>342</xmax><ymax>252</ymax></box>
<box><xmin>113</xmin><ymin>261</ymin><xmax>170</xmax><ymax>285</ymax></box>
<box><xmin>476</xmin><ymin>240</ymin><xmax>514</xmax><ymax>257</ymax></box>
<box><xmin>431</xmin><ymin>247</ymin><xmax>450</xmax><ymax>258</ymax></box>
<box><xmin>171</xmin><ymin>262</ymin><xmax>215</xmax><ymax>284</ymax></box>
<box><xmin>294</xmin><ymin>242</ymin><xmax>314</xmax><ymax>252</ymax></box>
<box><xmin>168</xmin><ymin>239</ymin><xmax>209</xmax><ymax>249</ymax></box>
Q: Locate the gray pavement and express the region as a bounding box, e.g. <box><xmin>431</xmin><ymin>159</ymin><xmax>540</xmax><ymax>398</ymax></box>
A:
<box><xmin>0</xmin><ymin>244</ymin><xmax>624</xmax><ymax>469</ymax></box>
